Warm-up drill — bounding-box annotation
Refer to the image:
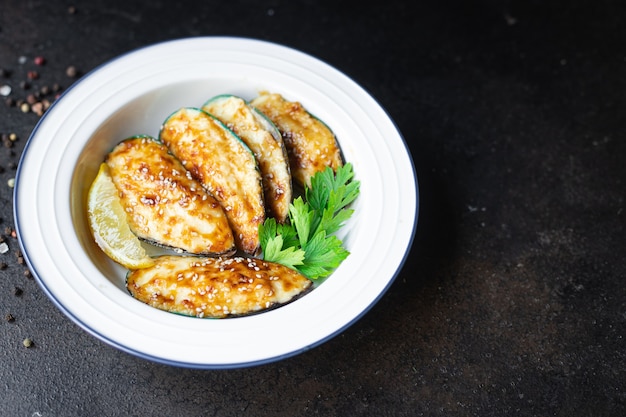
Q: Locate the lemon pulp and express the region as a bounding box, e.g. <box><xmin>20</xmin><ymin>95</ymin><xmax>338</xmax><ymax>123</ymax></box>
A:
<box><xmin>87</xmin><ymin>163</ymin><xmax>154</xmax><ymax>269</ymax></box>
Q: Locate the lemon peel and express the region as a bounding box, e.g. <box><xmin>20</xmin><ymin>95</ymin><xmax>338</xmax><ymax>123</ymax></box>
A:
<box><xmin>87</xmin><ymin>163</ymin><xmax>154</xmax><ymax>269</ymax></box>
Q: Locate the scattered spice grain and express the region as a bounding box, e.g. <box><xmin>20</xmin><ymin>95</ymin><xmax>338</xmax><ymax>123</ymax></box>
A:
<box><xmin>14</xmin><ymin>286</ymin><xmax>23</xmax><ymax>296</ymax></box>
<box><xmin>66</xmin><ymin>65</ymin><xmax>78</xmax><ymax>78</ymax></box>
<box><xmin>34</xmin><ymin>56</ymin><xmax>46</xmax><ymax>66</ymax></box>
<box><xmin>5</xmin><ymin>313</ymin><xmax>15</xmax><ymax>322</ymax></box>
<box><xmin>32</xmin><ymin>102</ymin><xmax>44</xmax><ymax>116</ymax></box>
<box><xmin>22</xmin><ymin>338</ymin><xmax>33</xmax><ymax>348</ymax></box>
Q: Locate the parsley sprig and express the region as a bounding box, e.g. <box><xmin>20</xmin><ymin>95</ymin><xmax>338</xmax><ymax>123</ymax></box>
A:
<box><xmin>259</xmin><ymin>163</ymin><xmax>360</xmax><ymax>280</ymax></box>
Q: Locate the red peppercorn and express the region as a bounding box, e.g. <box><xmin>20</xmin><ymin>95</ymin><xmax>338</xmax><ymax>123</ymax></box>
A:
<box><xmin>34</xmin><ymin>56</ymin><xmax>46</xmax><ymax>66</ymax></box>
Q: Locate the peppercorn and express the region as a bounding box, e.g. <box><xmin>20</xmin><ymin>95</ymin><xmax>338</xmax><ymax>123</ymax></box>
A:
<box><xmin>34</xmin><ymin>56</ymin><xmax>46</xmax><ymax>66</ymax></box>
<box><xmin>5</xmin><ymin>313</ymin><xmax>15</xmax><ymax>322</ymax></box>
<box><xmin>14</xmin><ymin>287</ymin><xmax>23</xmax><ymax>296</ymax></box>
<box><xmin>66</xmin><ymin>66</ymin><xmax>77</xmax><ymax>78</ymax></box>
<box><xmin>32</xmin><ymin>102</ymin><xmax>44</xmax><ymax>116</ymax></box>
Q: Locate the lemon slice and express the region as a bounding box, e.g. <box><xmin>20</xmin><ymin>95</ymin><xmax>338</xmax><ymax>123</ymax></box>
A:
<box><xmin>87</xmin><ymin>163</ymin><xmax>154</xmax><ymax>269</ymax></box>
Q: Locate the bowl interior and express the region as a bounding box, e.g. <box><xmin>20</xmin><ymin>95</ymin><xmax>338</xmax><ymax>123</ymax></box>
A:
<box><xmin>70</xmin><ymin>78</ymin><xmax>364</xmax><ymax>294</ymax></box>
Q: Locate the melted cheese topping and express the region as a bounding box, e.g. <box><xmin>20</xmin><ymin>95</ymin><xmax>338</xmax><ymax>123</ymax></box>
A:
<box><xmin>203</xmin><ymin>96</ymin><xmax>293</xmax><ymax>223</ymax></box>
<box><xmin>106</xmin><ymin>136</ymin><xmax>235</xmax><ymax>255</ymax></box>
<box><xmin>250</xmin><ymin>92</ymin><xmax>343</xmax><ymax>188</ymax></box>
<box><xmin>160</xmin><ymin>108</ymin><xmax>265</xmax><ymax>255</ymax></box>
<box><xmin>127</xmin><ymin>255</ymin><xmax>312</xmax><ymax>318</ymax></box>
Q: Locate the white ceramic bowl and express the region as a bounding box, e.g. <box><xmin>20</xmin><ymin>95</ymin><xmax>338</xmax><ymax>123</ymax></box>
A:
<box><xmin>14</xmin><ymin>37</ymin><xmax>418</xmax><ymax>368</ymax></box>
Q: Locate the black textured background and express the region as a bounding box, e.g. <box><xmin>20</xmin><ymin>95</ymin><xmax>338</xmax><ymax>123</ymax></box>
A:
<box><xmin>1</xmin><ymin>1</ymin><xmax>625</xmax><ymax>416</ymax></box>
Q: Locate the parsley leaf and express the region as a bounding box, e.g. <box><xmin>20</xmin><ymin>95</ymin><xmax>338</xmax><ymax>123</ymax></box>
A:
<box><xmin>259</xmin><ymin>218</ymin><xmax>305</xmax><ymax>270</ymax></box>
<box><xmin>299</xmin><ymin>230</ymin><xmax>349</xmax><ymax>279</ymax></box>
<box><xmin>259</xmin><ymin>163</ymin><xmax>360</xmax><ymax>280</ymax></box>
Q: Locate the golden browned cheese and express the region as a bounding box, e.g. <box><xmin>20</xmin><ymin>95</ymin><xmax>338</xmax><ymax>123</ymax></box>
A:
<box><xmin>160</xmin><ymin>108</ymin><xmax>265</xmax><ymax>255</ymax></box>
<box><xmin>126</xmin><ymin>255</ymin><xmax>312</xmax><ymax>318</ymax></box>
<box><xmin>203</xmin><ymin>95</ymin><xmax>293</xmax><ymax>223</ymax></box>
<box><xmin>250</xmin><ymin>92</ymin><xmax>343</xmax><ymax>188</ymax></box>
<box><xmin>105</xmin><ymin>136</ymin><xmax>235</xmax><ymax>255</ymax></box>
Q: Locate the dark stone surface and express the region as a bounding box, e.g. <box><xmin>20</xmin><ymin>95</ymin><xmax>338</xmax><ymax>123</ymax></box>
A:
<box><xmin>1</xmin><ymin>1</ymin><xmax>624</xmax><ymax>416</ymax></box>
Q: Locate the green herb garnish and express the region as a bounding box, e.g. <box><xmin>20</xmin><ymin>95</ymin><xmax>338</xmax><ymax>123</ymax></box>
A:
<box><xmin>259</xmin><ymin>163</ymin><xmax>360</xmax><ymax>280</ymax></box>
